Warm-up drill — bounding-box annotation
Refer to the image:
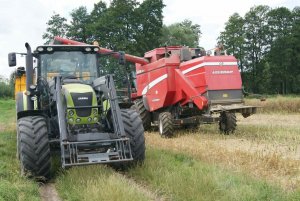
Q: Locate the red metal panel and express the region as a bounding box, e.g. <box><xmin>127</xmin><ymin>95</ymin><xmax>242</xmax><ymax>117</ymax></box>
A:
<box><xmin>174</xmin><ymin>69</ymin><xmax>208</xmax><ymax>109</ymax></box>
<box><xmin>136</xmin><ymin>56</ymin><xmax>181</xmax><ymax>111</ymax></box>
<box><xmin>179</xmin><ymin>55</ymin><xmax>242</xmax><ymax>92</ymax></box>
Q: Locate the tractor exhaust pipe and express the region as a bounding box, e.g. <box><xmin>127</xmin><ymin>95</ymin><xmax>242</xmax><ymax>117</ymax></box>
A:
<box><xmin>25</xmin><ymin>43</ymin><xmax>34</xmax><ymax>110</ymax></box>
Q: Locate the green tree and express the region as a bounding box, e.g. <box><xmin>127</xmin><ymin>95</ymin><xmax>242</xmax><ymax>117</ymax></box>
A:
<box><xmin>42</xmin><ymin>13</ymin><xmax>68</xmax><ymax>44</ymax></box>
<box><xmin>218</xmin><ymin>13</ymin><xmax>246</xmax><ymax>79</ymax></box>
<box><xmin>244</xmin><ymin>5</ymin><xmax>270</xmax><ymax>92</ymax></box>
<box><xmin>86</xmin><ymin>1</ymin><xmax>108</xmax><ymax>44</ymax></box>
<box><xmin>67</xmin><ymin>6</ymin><xmax>91</xmax><ymax>43</ymax></box>
<box><xmin>160</xmin><ymin>19</ymin><xmax>201</xmax><ymax>47</ymax></box>
<box><xmin>267</xmin><ymin>7</ymin><xmax>293</xmax><ymax>41</ymax></box>
<box><xmin>134</xmin><ymin>0</ymin><xmax>165</xmax><ymax>55</ymax></box>
<box><xmin>266</xmin><ymin>7</ymin><xmax>300</xmax><ymax>94</ymax></box>
<box><xmin>42</xmin><ymin>0</ymin><xmax>165</xmax><ymax>86</ymax></box>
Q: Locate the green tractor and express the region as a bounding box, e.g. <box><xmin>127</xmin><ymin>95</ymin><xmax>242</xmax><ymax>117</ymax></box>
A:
<box><xmin>8</xmin><ymin>43</ymin><xmax>145</xmax><ymax>180</ymax></box>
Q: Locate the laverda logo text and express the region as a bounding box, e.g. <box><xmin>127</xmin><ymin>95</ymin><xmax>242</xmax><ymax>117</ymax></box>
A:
<box><xmin>78</xmin><ymin>97</ymin><xmax>88</xmax><ymax>100</ymax></box>
<box><xmin>212</xmin><ymin>70</ymin><xmax>233</xmax><ymax>74</ymax></box>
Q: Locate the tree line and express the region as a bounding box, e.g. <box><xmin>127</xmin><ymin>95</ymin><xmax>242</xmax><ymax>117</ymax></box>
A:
<box><xmin>218</xmin><ymin>5</ymin><xmax>300</xmax><ymax>94</ymax></box>
<box><xmin>2</xmin><ymin>2</ymin><xmax>299</xmax><ymax>98</ymax></box>
<box><xmin>42</xmin><ymin>0</ymin><xmax>201</xmax><ymax>86</ymax></box>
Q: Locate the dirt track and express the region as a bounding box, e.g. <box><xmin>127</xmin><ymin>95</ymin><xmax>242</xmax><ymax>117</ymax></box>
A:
<box><xmin>39</xmin><ymin>183</ymin><xmax>61</xmax><ymax>201</ymax></box>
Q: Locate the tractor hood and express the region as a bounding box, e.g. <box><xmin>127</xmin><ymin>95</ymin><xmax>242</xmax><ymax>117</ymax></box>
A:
<box><xmin>62</xmin><ymin>83</ymin><xmax>98</xmax><ymax>124</ymax></box>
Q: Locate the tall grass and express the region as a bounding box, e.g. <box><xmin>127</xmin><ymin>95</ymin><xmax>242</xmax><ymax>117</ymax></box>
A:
<box><xmin>246</xmin><ymin>95</ymin><xmax>300</xmax><ymax>113</ymax></box>
<box><xmin>0</xmin><ymin>99</ymin><xmax>15</xmax><ymax>129</ymax></box>
<box><xmin>128</xmin><ymin>148</ymin><xmax>300</xmax><ymax>201</ymax></box>
<box><xmin>0</xmin><ymin>82</ymin><xmax>13</xmax><ymax>98</ymax></box>
<box><xmin>0</xmin><ymin>99</ymin><xmax>40</xmax><ymax>200</ymax></box>
<box><xmin>55</xmin><ymin>166</ymin><xmax>152</xmax><ymax>201</ymax></box>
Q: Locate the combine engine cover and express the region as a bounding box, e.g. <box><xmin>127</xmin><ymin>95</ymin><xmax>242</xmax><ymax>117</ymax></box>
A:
<box><xmin>179</xmin><ymin>55</ymin><xmax>242</xmax><ymax>106</ymax></box>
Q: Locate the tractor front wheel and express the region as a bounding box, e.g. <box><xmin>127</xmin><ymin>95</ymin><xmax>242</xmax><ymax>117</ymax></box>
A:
<box><xmin>17</xmin><ymin>116</ymin><xmax>51</xmax><ymax>180</ymax></box>
<box><xmin>219</xmin><ymin>112</ymin><xmax>237</xmax><ymax>134</ymax></box>
<box><xmin>121</xmin><ymin>109</ymin><xmax>145</xmax><ymax>166</ymax></box>
<box><xmin>158</xmin><ymin>112</ymin><xmax>174</xmax><ymax>138</ymax></box>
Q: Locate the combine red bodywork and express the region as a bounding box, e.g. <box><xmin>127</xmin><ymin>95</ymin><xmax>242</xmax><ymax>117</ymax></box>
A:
<box><xmin>54</xmin><ymin>37</ymin><xmax>257</xmax><ymax>137</ymax></box>
<box><xmin>136</xmin><ymin>49</ymin><xmax>242</xmax><ymax>112</ymax></box>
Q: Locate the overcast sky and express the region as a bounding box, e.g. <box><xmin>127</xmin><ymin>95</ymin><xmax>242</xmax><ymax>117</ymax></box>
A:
<box><xmin>0</xmin><ymin>0</ymin><xmax>297</xmax><ymax>78</ymax></box>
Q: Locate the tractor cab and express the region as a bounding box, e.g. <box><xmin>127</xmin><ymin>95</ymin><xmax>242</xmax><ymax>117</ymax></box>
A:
<box><xmin>35</xmin><ymin>45</ymin><xmax>100</xmax><ymax>84</ymax></box>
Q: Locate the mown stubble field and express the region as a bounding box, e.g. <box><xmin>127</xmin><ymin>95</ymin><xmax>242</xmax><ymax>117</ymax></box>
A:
<box><xmin>0</xmin><ymin>97</ymin><xmax>300</xmax><ymax>201</ymax></box>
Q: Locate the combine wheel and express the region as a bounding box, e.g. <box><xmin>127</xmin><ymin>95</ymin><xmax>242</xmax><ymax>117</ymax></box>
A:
<box><xmin>121</xmin><ymin>109</ymin><xmax>145</xmax><ymax>166</ymax></box>
<box><xmin>158</xmin><ymin>112</ymin><xmax>174</xmax><ymax>137</ymax></box>
<box><xmin>18</xmin><ymin>116</ymin><xmax>51</xmax><ymax>180</ymax></box>
<box><xmin>131</xmin><ymin>99</ymin><xmax>151</xmax><ymax>130</ymax></box>
<box><xmin>219</xmin><ymin>112</ymin><xmax>237</xmax><ymax>134</ymax></box>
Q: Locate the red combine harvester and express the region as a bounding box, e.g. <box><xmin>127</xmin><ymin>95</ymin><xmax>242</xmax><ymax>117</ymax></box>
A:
<box><xmin>54</xmin><ymin>37</ymin><xmax>257</xmax><ymax>137</ymax></box>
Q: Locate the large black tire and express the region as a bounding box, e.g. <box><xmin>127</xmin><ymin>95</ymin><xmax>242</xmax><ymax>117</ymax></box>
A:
<box><xmin>17</xmin><ymin>116</ymin><xmax>51</xmax><ymax>180</ymax></box>
<box><xmin>219</xmin><ymin>112</ymin><xmax>237</xmax><ymax>134</ymax></box>
<box><xmin>158</xmin><ymin>112</ymin><xmax>174</xmax><ymax>138</ymax></box>
<box><xmin>131</xmin><ymin>99</ymin><xmax>151</xmax><ymax>130</ymax></box>
<box><xmin>121</xmin><ymin>109</ymin><xmax>145</xmax><ymax>166</ymax></box>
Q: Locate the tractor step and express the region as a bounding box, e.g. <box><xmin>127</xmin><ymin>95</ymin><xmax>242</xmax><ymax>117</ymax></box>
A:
<box><xmin>68</xmin><ymin>132</ymin><xmax>117</xmax><ymax>142</ymax></box>
<box><xmin>61</xmin><ymin>138</ymin><xmax>133</xmax><ymax>167</ymax></box>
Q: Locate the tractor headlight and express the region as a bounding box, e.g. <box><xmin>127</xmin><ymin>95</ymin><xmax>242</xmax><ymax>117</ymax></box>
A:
<box><xmin>68</xmin><ymin>110</ymin><xmax>74</xmax><ymax>116</ymax></box>
<box><xmin>93</xmin><ymin>117</ymin><xmax>98</xmax><ymax>122</ymax></box>
<box><xmin>93</xmin><ymin>109</ymin><xmax>98</xmax><ymax>115</ymax></box>
<box><xmin>85</xmin><ymin>47</ymin><xmax>91</xmax><ymax>52</ymax></box>
<box><xmin>29</xmin><ymin>84</ymin><xmax>36</xmax><ymax>90</ymax></box>
<box><xmin>94</xmin><ymin>47</ymin><xmax>99</xmax><ymax>52</ymax></box>
<box><xmin>76</xmin><ymin>118</ymin><xmax>81</xmax><ymax>123</ymax></box>
<box><xmin>68</xmin><ymin>118</ymin><xmax>74</xmax><ymax>123</ymax></box>
<box><xmin>37</xmin><ymin>47</ymin><xmax>44</xmax><ymax>52</ymax></box>
<box><xmin>47</xmin><ymin>47</ymin><xmax>53</xmax><ymax>51</ymax></box>
<box><xmin>87</xmin><ymin>117</ymin><xmax>92</xmax><ymax>122</ymax></box>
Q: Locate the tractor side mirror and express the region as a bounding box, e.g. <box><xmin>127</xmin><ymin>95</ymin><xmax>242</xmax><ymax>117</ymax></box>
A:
<box><xmin>119</xmin><ymin>51</ymin><xmax>126</xmax><ymax>65</ymax></box>
<box><xmin>8</xmin><ymin>52</ymin><xmax>16</xmax><ymax>67</ymax></box>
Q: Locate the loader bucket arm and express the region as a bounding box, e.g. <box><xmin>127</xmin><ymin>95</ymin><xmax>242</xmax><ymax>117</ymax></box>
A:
<box><xmin>53</xmin><ymin>36</ymin><xmax>149</xmax><ymax>65</ymax></box>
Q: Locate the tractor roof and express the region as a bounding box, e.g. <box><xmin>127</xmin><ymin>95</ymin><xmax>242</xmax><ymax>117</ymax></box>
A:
<box><xmin>34</xmin><ymin>45</ymin><xmax>100</xmax><ymax>54</ymax></box>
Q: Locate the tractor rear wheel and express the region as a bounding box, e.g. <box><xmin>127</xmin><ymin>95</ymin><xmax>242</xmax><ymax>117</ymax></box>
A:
<box><xmin>17</xmin><ymin>116</ymin><xmax>51</xmax><ymax>180</ymax></box>
<box><xmin>219</xmin><ymin>112</ymin><xmax>237</xmax><ymax>134</ymax></box>
<box><xmin>158</xmin><ymin>112</ymin><xmax>174</xmax><ymax>137</ymax></box>
<box><xmin>121</xmin><ymin>109</ymin><xmax>145</xmax><ymax>166</ymax></box>
<box><xmin>131</xmin><ymin>99</ymin><xmax>151</xmax><ymax>130</ymax></box>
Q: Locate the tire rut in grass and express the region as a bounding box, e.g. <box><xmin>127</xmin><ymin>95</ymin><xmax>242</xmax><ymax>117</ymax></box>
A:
<box><xmin>39</xmin><ymin>183</ymin><xmax>61</xmax><ymax>201</ymax></box>
<box><xmin>116</xmin><ymin>172</ymin><xmax>166</xmax><ymax>201</ymax></box>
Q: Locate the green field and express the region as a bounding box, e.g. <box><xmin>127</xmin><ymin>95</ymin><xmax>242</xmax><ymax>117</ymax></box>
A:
<box><xmin>1</xmin><ymin>98</ymin><xmax>300</xmax><ymax>201</ymax></box>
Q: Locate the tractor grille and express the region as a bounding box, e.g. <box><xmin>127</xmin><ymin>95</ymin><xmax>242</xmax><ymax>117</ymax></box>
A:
<box><xmin>71</xmin><ymin>92</ymin><xmax>93</xmax><ymax>117</ymax></box>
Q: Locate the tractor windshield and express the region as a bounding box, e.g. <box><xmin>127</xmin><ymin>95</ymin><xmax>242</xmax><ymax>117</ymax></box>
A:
<box><xmin>40</xmin><ymin>51</ymin><xmax>98</xmax><ymax>84</ymax></box>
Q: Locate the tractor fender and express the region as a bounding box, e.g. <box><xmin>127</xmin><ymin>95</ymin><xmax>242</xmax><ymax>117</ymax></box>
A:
<box><xmin>16</xmin><ymin>92</ymin><xmax>25</xmax><ymax>113</ymax></box>
<box><xmin>16</xmin><ymin>91</ymin><xmax>39</xmax><ymax>119</ymax></box>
